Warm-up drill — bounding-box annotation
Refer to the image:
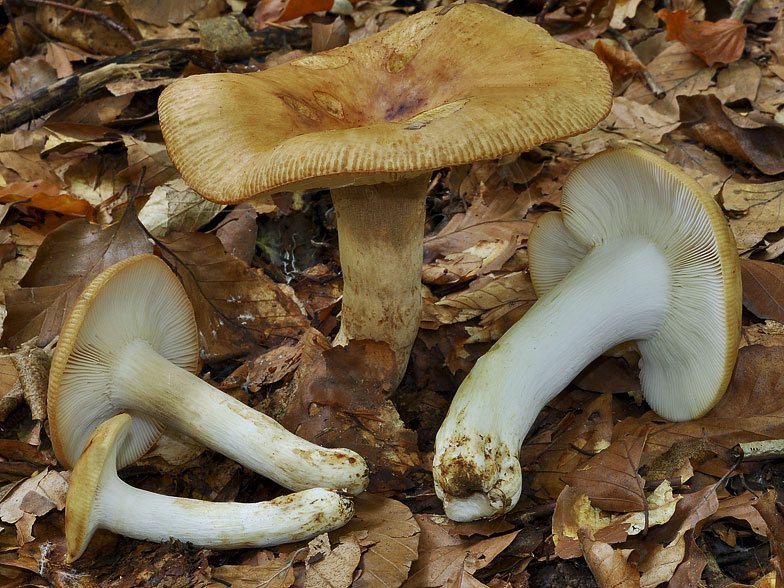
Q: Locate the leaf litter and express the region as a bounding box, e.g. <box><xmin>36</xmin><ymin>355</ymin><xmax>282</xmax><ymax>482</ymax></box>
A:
<box><xmin>0</xmin><ymin>0</ymin><xmax>781</xmax><ymax>586</ymax></box>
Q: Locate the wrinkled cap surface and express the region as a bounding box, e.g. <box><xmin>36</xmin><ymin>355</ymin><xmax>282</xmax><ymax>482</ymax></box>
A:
<box><xmin>158</xmin><ymin>3</ymin><xmax>612</xmax><ymax>204</ymax></box>
<box><xmin>528</xmin><ymin>147</ymin><xmax>742</xmax><ymax>421</ymax></box>
<box><xmin>48</xmin><ymin>255</ymin><xmax>199</xmax><ymax>469</ymax></box>
<box><xmin>65</xmin><ymin>413</ymin><xmax>131</xmax><ymax>563</ymax></box>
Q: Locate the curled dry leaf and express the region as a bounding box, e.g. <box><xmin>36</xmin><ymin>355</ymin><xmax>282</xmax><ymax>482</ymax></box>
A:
<box><xmin>593</xmin><ymin>40</ymin><xmax>645</xmax><ymax>81</ymax></box>
<box><xmin>304</xmin><ymin>535</ymin><xmax>362</xmax><ymax>588</ymax></box>
<box><xmin>0</xmin><ymin>469</ymin><xmax>68</xmax><ymax>544</ymax></box>
<box><xmin>562</xmin><ymin>430</ymin><xmax>649</xmax><ymax>513</ymax></box>
<box><xmin>678</xmin><ymin>94</ymin><xmax>784</xmax><ymax>176</ymax></box>
<box><xmin>740</xmin><ymin>259</ymin><xmax>784</xmax><ymax>323</ymax></box>
<box><xmin>577</xmin><ymin>527</ymin><xmax>640</xmax><ymax>588</ymax></box>
<box><xmin>333</xmin><ymin>493</ymin><xmax>420</xmax><ymax>588</ymax></box>
<box><xmin>404</xmin><ymin>515</ymin><xmax>519</xmax><ymax>588</ymax></box>
<box><xmin>751</xmin><ymin>490</ymin><xmax>784</xmax><ymax>584</ymax></box>
<box><xmin>553</xmin><ymin>482</ymin><xmax>680</xmax><ymax>559</ymax></box>
<box><xmin>656</xmin><ymin>9</ymin><xmax>746</xmax><ymax>66</ymax></box>
<box><xmin>138</xmin><ymin>178</ymin><xmax>225</xmax><ymax>238</ymax></box>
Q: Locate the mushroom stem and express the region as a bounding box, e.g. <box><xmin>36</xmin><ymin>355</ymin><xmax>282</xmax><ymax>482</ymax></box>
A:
<box><xmin>433</xmin><ymin>236</ymin><xmax>672</xmax><ymax>521</ymax></box>
<box><xmin>331</xmin><ymin>175</ymin><xmax>429</xmax><ymax>386</ymax></box>
<box><xmin>111</xmin><ymin>340</ymin><xmax>367</xmax><ymax>494</ymax></box>
<box><xmin>66</xmin><ymin>414</ymin><xmax>354</xmax><ymax>563</ymax></box>
<box><xmin>95</xmin><ymin>480</ymin><xmax>350</xmax><ymax>551</ymax></box>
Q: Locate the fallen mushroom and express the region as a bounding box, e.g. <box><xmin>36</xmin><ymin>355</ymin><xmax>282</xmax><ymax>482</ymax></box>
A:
<box><xmin>66</xmin><ymin>413</ymin><xmax>354</xmax><ymax>563</ymax></box>
<box><xmin>433</xmin><ymin>147</ymin><xmax>742</xmax><ymax>521</ymax></box>
<box><xmin>48</xmin><ymin>254</ymin><xmax>368</xmax><ymax>495</ymax></box>
<box><xmin>157</xmin><ymin>3</ymin><xmax>612</xmax><ymax>387</ymax></box>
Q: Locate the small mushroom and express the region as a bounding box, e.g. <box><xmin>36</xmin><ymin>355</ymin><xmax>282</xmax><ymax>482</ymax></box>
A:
<box><xmin>157</xmin><ymin>3</ymin><xmax>612</xmax><ymax>387</ymax></box>
<box><xmin>66</xmin><ymin>413</ymin><xmax>354</xmax><ymax>562</ymax></box>
<box><xmin>433</xmin><ymin>147</ymin><xmax>742</xmax><ymax>521</ymax></box>
<box><xmin>48</xmin><ymin>254</ymin><xmax>368</xmax><ymax>495</ymax></box>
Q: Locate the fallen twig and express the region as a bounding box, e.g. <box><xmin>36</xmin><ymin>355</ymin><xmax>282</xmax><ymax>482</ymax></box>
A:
<box><xmin>607</xmin><ymin>27</ymin><xmax>666</xmax><ymax>98</ymax></box>
<box><xmin>730</xmin><ymin>439</ymin><xmax>784</xmax><ymax>462</ymax></box>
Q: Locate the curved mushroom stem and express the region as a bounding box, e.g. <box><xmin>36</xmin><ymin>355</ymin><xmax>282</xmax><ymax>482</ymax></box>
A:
<box><xmin>88</xmin><ymin>483</ymin><xmax>352</xmax><ymax>556</ymax></box>
<box><xmin>331</xmin><ymin>174</ymin><xmax>430</xmax><ymax>387</ymax></box>
<box><xmin>433</xmin><ymin>237</ymin><xmax>672</xmax><ymax>521</ymax></box>
<box><xmin>112</xmin><ymin>344</ymin><xmax>368</xmax><ymax>495</ymax></box>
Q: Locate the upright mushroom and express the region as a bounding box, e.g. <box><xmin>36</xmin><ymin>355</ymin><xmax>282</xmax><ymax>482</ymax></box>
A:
<box><xmin>48</xmin><ymin>254</ymin><xmax>368</xmax><ymax>495</ymax></box>
<box><xmin>157</xmin><ymin>3</ymin><xmax>612</xmax><ymax>387</ymax></box>
<box><xmin>66</xmin><ymin>413</ymin><xmax>354</xmax><ymax>562</ymax></box>
<box><xmin>433</xmin><ymin>147</ymin><xmax>742</xmax><ymax>521</ymax></box>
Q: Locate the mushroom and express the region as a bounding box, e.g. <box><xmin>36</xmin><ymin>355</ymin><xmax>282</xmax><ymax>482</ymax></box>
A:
<box><xmin>48</xmin><ymin>254</ymin><xmax>368</xmax><ymax>495</ymax></box>
<box><xmin>157</xmin><ymin>3</ymin><xmax>612</xmax><ymax>387</ymax></box>
<box><xmin>66</xmin><ymin>413</ymin><xmax>354</xmax><ymax>563</ymax></box>
<box><xmin>433</xmin><ymin>147</ymin><xmax>742</xmax><ymax>521</ymax></box>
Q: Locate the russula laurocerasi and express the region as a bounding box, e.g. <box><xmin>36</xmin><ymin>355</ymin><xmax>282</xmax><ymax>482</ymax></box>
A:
<box><xmin>433</xmin><ymin>147</ymin><xmax>742</xmax><ymax>521</ymax></box>
<box><xmin>48</xmin><ymin>254</ymin><xmax>368</xmax><ymax>495</ymax></box>
<box><xmin>157</xmin><ymin>3</ymin><xmax>612</xmax><ymax>387</ymax></box>
<box><xmin>66</xmin><ymin>413</ymin><xmax>354</xmax><ymax>563</ymax></box>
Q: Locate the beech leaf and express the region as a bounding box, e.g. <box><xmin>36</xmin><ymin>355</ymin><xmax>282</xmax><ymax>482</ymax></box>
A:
<box><xmin>741</xmin><ymin>259</ymin><xmax>784</xmax><ymax>322</ymax></box>
<box><xmin>657</xmin><ymin>9</ymin><xmax>746</xmax><ymax>66</ymax></box>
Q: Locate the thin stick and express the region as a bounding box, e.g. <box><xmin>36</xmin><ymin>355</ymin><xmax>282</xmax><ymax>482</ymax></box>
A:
<box><xmin>23</xmin><ymin>0</ymin><xmax>136</xmax><ymax>43</ymax></box>
<box><xmin>730</xmin><ymin>439</ymin><xmax>784</xmax><ymax>462</ymax></box>
<box><xmin>607</xmin><ymin>27</ymin><xmax>666</xmax><ymax>98</ymax></box>
<box><xmin>730</xmin><ymin>0</ymin><xmax>758</xmax><ymax>21</ymax></box>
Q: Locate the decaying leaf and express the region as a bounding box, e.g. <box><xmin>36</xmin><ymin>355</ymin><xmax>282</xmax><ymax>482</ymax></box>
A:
<box><xmin>0</xmin><ymin>181</ymin><xmax>93</xmax><ymax>217</ymax></box>
<box><xmin>138</xmin><ymin>178</ymin><xmax>225</xmax><ymax>238</ymax></box>
<box><xmin>0</xmin><ymin>469</ymin><xmax>68</xmax><ymax>544</ymax></box>
<box><xmin>593</xmin><ymin>41</ymin><xmax>646</xmax><ymax>80</ymax></box>
<box><xmin>304</xmin><ymin>534</ymin><xmax>362</xmax><ymax>588</ymax></box>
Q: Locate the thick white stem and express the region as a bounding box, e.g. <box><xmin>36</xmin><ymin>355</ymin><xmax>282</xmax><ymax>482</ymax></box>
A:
<box><xmin>434</xmin><ymin>237</ymin><xmax>672</xmax><ymax>521</ymax></box>
<box><xmin>112</xmin><ymin>345</ymin><xmax>368</xmax><ymax>494</ymax></box>
<box><xmin>97</xmin><ymin>478</ymin><xmax>352</xmax><ymax>549</ymax></box>
<box><xmin>331</xmin><ymin>175</ymin><xmax>429</xmax><ymax>387</ymax></box>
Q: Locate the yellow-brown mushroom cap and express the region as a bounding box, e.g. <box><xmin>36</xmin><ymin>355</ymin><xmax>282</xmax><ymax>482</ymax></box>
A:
<box><xmin>158</xmin><ymin>3</ymin><xmax>612</xmax><ymax>204</ymax></box>
<box><xmin>65</xmin><ymin>413</ymin><xmax>132</xmax><ymax>563</ymax></box>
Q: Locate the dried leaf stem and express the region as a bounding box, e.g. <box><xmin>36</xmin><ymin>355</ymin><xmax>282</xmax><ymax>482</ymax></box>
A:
<box><xmin>607</xmin><ymin>27</ymin><xmax>666</xmax><ymax>98</ymax></box>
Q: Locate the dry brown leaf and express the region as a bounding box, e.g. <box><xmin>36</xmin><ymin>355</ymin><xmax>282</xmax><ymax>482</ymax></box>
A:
<box><xmin>657</xmin><ymin>9</ymin><xmax>746</xmax><ymax>66</ymax></box>
<box><xmin>578</xmin><ymin>527</ymin><xmax>640</xmax><ymax>588</ymax></box>
<box><xmin>304</xmin><ymin>535</ymin><xmax>361</xmax><ymax>588</ymax></box>
<box><xmin>678</xmin><ymin>94</ymin><xmax>784</xmax><ymax>176</ymax></box>
<box><xmin>593</xmin><ymin>41</ymin><xmax>646</xmax><ymax>80</ymax></box>
<box><xmin>210</xmin><ymin>557</ymin><xmax>297</xmax><ymax>588</ymax></box>
<box><xmin>740</xmin><ymin>259</ymin><xmax>784</xmax><ymax>322</ymax></box>
<box><xmin>0</xmin><ymin>181</ymin><xmax>92</xmax><ymax>217</ymax></box>
<box><xmin>333</xmin><ymin>493</ymin><xmax>420</xmax><ymax>588</ymax></box>
<box><xmin>424</xmin><ymin>185</ymin><xmax>533</xmax><ymax>261</ymax></box>
<box><xmin>138</xmin><ymin>179</ymin><xmax>225</xmax><ymax>238</ymax></box>
<box><xmin>611</xmin><ymin>0</ymin><xmax>645</xmax><ymax>28</ymax></box>
<box><xmin>444</xmin><ymin>569</ymin><xmax>491</xmax><ymax>588</ymax></box>
<box><xmin>751</xmin><ymin>490</ymin><xmax>784</xmax><ymax>584</ymax></box>
<box><xmin>0</xmin><ymin>469</ymin><xmax>68</xmax><ymax>544</ymax></box>
<box><xmin>601</xmin><ymin>97</ymin><xmax>680</xmax><ymax>144</ymax></box>
<box><xmin>278</xmin><ymin>338</ymin><xmax>419</xmax><ymax>492</ymax></box>
<box><xmin>722</xmin><ymin>179</ymin><xmax>784</xmax><ymax>251</ymax></box>
<box><xmin>527</xmin><ymin>393</ymin><xmax>615</xmax><ymax>502</ymax></box>
<box><xmin>404</xmin><ymin>515</ymin><xmax>519</xmax><ymax>588</ymax></box>
<box><xmin>623</xmin><ymin>41</ymin><xmax>716</xmax><ymax>116</ymax></box>
<box><xmin>159</xmin><ymin>231</ymin><xmax>309</xmax><ymax>363</ymax></box>
<box><xmin>552</xmin><ymin>482</ymin><xmax>680</xmax><ymax>559</ymax></box>
<box><xmin>562</xmin><ymin>431</ymin><xmax>649</xmax><ymax>513</ymax></box>
<box><xmin>1</xmin><ymin>207</ymin><xmax>152</xmax><ymax>348</ymax></box>
<box><xmin>709</xmin><ymin>492</ymin><xmax>769</xmax><ymax>537</ymax></box>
